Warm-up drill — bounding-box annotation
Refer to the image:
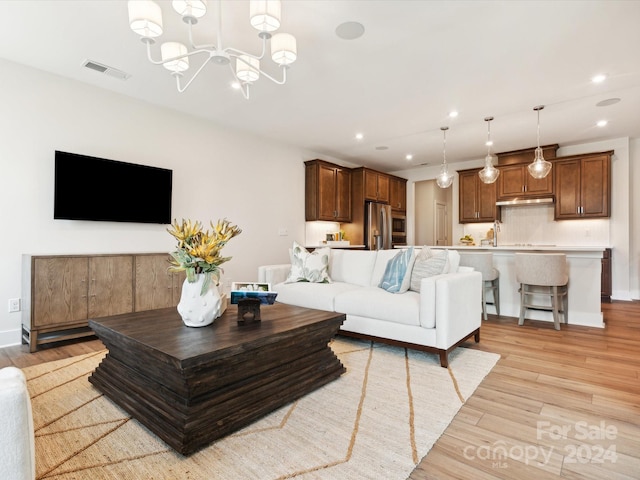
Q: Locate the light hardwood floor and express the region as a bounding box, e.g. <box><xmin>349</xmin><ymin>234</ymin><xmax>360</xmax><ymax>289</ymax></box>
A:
<box><xmin>2</xmin><ymin>301</ymin><xmax>639</xmax><ymax>479</ymax></box>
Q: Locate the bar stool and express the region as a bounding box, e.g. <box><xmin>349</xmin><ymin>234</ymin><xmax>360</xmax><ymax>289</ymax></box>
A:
<box><xmin>515</xmin><ymin>253</ymin><xmax>568</xmax><ymax>330</ymax></box>
<box><xmin>458</xmin><ymin>252</ymin><xmax>500</xmax><ymax>321</ymax></box>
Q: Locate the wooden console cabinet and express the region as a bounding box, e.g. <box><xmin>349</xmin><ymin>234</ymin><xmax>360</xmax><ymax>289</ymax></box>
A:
<box><xmin>22</xmin><ymin>253</ymin><xmax>183</xmax><ymax>352</ymax></box>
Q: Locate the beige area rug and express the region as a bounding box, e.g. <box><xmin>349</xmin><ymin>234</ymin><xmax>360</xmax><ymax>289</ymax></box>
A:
<box><xmin>24</xmin><ymin>338</ymin><xmax>500</xmax><ymax>480</ymax></box>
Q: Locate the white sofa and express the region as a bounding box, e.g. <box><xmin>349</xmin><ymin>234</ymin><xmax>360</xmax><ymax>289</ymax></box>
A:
<box><xmin>0</xmin><ymin>367</ymin><xmax>36</xmax><ymax>480</ymax></box>
<box><xmin>258</xmin><ymin>248</ymin><xmax>482</xmax><ymax>367</ymax></box>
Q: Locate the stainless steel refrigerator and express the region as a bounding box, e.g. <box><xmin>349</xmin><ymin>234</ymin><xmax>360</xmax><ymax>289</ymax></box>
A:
<box><xmin>365</xmin><ymin>201</ymin><xmax>392</xmax><ymax>250</ymax></box>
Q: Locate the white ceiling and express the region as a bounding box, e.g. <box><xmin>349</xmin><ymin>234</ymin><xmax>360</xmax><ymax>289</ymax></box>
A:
<box><xmin>1</xmin><ymin>0</ymin><xmax>639</xmax><ymax>172</ymax></box>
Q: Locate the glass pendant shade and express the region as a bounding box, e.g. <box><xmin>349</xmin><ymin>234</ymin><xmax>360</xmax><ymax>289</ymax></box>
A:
<box><xmin>528</xmin><ymin>147</ymin><xmax>552</xmax><ymax>179</ymax></box>
<box><xmin>161</xmin><ymin>42</ymin><xmax>189</xmax><ymax>72</ymax></box>
<box><xmin>128</xmin><ymin>0</ymin><xmax>163</xmax><ymax>38</ymax></box>
<box><xmin>250</xmin><ymin>0</ymin><xmax>281</xmax><ymax>32</ymax></box>
<box><xmin>436</xmin><ymin>164</ymin><xmax>454</xmax><ymax>188</ymax></box>
<box><xmin>236</xmin><ymin>55</ymin><xmax>260</xmax><ymax>82</ymax></box>
<box><xmin>478</xmin><ymin>154</ymin><xmax>500</xmax><ymax>183</ymax></box>
<box><xmin>172</xmin><ymin>0</ymin><xmax>207</xmax><ymax>18</ymax></box>
<box><xmin>271</xmin><ymin>33</ymin><xmax>297</xmax><ymax>65</ymax></box>
<box><xmin>528</xmin><ymin>105</ymin><xmax>552</xmax><ymax>179</ymax></box>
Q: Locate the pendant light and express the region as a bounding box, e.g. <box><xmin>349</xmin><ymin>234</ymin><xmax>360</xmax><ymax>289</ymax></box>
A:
<box><xmin>528</xmin><ymin>105</ymin><xmax>552</xmax><ymax>179</ymax></box>
<box><xmin>478</xmin><ymin>116</ymin><xmax>500</xmax><ymax>184</ymax></box>
<box><xmin>436</xmin><ymin>127</ymin><xmax>454</xmax><ymax>189</ymax></box>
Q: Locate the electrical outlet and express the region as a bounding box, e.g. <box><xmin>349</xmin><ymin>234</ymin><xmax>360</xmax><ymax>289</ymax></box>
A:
<box><xmin>8</xmin><ymin>298</ymin><xmax>21</xmax><ymax>313</ymax></box>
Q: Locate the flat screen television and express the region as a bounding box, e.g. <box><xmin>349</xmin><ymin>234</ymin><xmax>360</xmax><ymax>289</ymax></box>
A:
<box><xmin>54</xmin><ymin>151</ymin><xmax>173</xmax><ymax>224</ymax></box>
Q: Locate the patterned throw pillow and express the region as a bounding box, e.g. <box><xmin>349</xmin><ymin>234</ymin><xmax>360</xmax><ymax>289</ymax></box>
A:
<box><xmin>410</xmin><ymin>248</ymin><xmax>448</xmax><ymax>292</ymax></box>
<box><xmin>378</xmin><ymin>247</ymin><xmax>414</xmax><ymax>294</ymax></box>
<box><xmin>285</xmin><ymin>242</ymin><xmax>332</xmax><ymax>283</ymax></box>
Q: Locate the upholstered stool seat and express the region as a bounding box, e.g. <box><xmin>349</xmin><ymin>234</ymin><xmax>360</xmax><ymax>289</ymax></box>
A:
<box><xmin>0</xmin><ymin>366</ymin><xmax>36</xmax><ymax>480</ymax></box>
<box><xmin>515</xmin><ymin>253</ymin><xmax>569</xmax><ymax>330</ymax></box>
<box><xmin>459</xmin><ymin>252</ymin><xmax>500</xmax><ymax>320</ymax></box>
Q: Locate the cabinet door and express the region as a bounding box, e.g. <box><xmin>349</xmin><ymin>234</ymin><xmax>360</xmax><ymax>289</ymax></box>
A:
<box><xmin>135</xmin><ymin>254</ymin><xmax>174</xmax><ymax>311</ymax></box>
<box><xmin>554</xmin><ymin>160</ymin><xmax>582</xmax><ymax>219</ymax></box>
<box><xmin>32</xmin><ymin>257</ymin><xmax>88</xmax><ymax>327</ymax></box>
<box><xmin>459</xmin><ymin>171</ymin><xmax>479</xmax><ymax>222</ymax></box>
<box><xmin>390</xmin><ymin>178</ymin><xmax>406</xmax><ymax>211</ymax></box>
<box><xmin>335</xmin><ymin>167</ymin><xmax>352</xmax><ymax>222</ymax></box>
<box><xmin>376</xmin><ymin>174</ymin><xmax>390</xmax><ymax>203</ymax></box>
<box><xmin>525</xmin><ymin>170</ymin><xmax>553</xmax><ymax>196</ymax></box>
<box><xmin>317</xmin><ymin>163</ymin><xmax>338</xmax><ymax>220</ymax></box>
<box><xmin>88</xmin><ymin>256</ymin><xmax>133</xmax><ymax>317</ymax></box>
<box><xmin>581</xmin><ymin>155</ymin><xmax>609</xmax><ymax>217</ymax></box>
<box><xmin>364</xmin><ymin>169</ymin><xmax>379</xmax><ymax>201</ymax></box>
<box><xmin>497</xmin><ymin>165</ymin><xmax>525</xmax><ymax>198</ymax></box>
<box><xmin>477</xmin><ymin>176</ymin><xmax>498</xmax><ymax>221</ymax></box>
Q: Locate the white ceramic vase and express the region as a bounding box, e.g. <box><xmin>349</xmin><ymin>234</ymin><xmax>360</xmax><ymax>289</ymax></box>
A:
<box><xmin>177</xmin><ymin>274</ymin><xmax>222</xmax><ymax>327</ymax></box>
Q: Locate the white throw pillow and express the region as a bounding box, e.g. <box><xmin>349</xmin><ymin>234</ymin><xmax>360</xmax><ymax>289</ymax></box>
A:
<box><xmin>285</xmin><ymin>242</ymin><xmax>332</xmax><ymax>283</ymax></box>
<box><xmin>378</xmin><ymin>247</ymin><xmax>414</xmax><ymax>294</ymax></box>
<box><xmin>410</xmin><ymin>247</ymin><xmax>448</xmax><ymax>292</ymax></box>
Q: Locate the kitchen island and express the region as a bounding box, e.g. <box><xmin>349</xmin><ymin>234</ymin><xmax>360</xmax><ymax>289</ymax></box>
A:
<box><xmin>445</xmin><ymin>245</ymin><xmax>608</xmax><ymax>328</ymax></box>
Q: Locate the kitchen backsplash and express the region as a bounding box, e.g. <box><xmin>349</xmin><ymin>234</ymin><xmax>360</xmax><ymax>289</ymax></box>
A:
<box><xmin>305</xmin><ymin>221</ymin><xmax>341</xmax><ymax>246</ymax></box>
<box><xmin>462</xmin><ymin>205</ymin><xmax>609</xmax><ymax>246</ymax></box>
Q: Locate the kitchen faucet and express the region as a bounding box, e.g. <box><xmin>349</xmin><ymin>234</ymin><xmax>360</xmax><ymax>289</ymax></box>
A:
<box><xmin>493</xmin><ymin>220</ymin><xmax>501</xmax><ymax>247</ymax></box>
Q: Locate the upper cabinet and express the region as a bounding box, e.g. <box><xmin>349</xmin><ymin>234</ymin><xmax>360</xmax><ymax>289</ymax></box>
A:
<box><xmin>496</xmin><ymin>145</ymin><xmax>558</xmax><ymax>200</ymax></box>
<box><xmin>458</xmin><ymin>168</ymin><xmax>500</xmax><ymax>223</ymax></box>
<box><xmin>305</xmin><ymin>159</ymin><xmax>352</xmax><ymax>222</ymax></box>
<box><xmin>363</xmin><ymin>169</ymin><xmax>390</xmax><ymax>203</ymax></box>
<box><xmin>389</xmin><ymin>176</ymin><xmax>407</xmax><ymax>212</ymax></box>
<box><xmin>554</xmin><ymin>152</ymin><xmax>611</xmax><ymax>220</ymax></box>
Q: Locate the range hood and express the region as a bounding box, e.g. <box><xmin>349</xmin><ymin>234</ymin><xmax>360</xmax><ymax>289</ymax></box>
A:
<box><xmin>496</xmin><ymin>197</ymin><xmax>554</xmax><ymax>207</ymax></box>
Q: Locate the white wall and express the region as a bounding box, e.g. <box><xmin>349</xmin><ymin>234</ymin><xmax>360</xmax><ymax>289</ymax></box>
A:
<box><xmin>0</xmin><ymin>59</ymin><xmax>317</xmax><ymax>347</ymax></box>
<box><xmin>393</xmin><ymin>138</ymin><xmax>638</xmax><ymax>302</ymax></box>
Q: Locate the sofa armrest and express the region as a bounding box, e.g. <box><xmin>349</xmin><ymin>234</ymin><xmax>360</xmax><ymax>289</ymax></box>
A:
<box><xmin>258</xmin><ymin>264</ymin><xmax>291</xmax><ymax>286</ymax></box>
<box><xmin>419</xmin><ymin>271</ymin><xmax>482</xmax><ymax>349</ymax></box>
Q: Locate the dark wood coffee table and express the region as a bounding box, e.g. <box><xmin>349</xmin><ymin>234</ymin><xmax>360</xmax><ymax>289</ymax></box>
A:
<box><xmin>88</xmin><ymin>303</ymin><xmax>345</xmax><ymax>455</ymax></box>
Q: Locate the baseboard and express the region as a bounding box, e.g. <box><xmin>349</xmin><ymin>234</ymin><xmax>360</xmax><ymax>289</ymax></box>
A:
<box><xmin>0</xmin><ymin>329</ymin><xmax>22</xmax><ymax>349</ymax></box>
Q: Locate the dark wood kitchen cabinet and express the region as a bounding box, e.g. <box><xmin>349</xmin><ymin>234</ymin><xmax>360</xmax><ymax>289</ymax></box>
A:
<box><xmin>554</xmin><ymin>151</ymin><xmax>611</xmax><ymax>220</ymax></box>
<box><xmin>363</xmin><ymin>168</ymin><xmax>390</xmax><ymax>203</ymax></box>
<box><xmin>389</xmin><ymin>176</ymin><xmax>407</xmax><ymax>212</ymax></box>
<box><xmin>496</xmin><ymin>144</ymin><xmax>558</xmax><ymax>200</ymax></box>
<box><xmin>305</xmin><ymin>159</ymin><xmax>352</xmax><ymax>222</ymax></box>
<box><xmin>458</xmin><ymin>168</ymin><xmax>500</xmax><ymax>223</ymax></box>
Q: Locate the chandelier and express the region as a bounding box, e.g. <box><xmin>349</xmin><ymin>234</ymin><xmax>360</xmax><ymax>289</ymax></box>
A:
<box><xmin>528</xmin><ymin>105</ymin><xmax>552</xmax><ymax>179</ymax></box>
<box><xmin>436</xmin><ymin>127</ymin><xmax>454</xmax><ymax>189</ymax></box>
<box><xmin>478</xmin><ymin>116</ymin><xmax>500</xmax><ymax>184</ymax></box>
<box><xmin>127</xmin><ymin>0</ymin><xmax>297</xmax><ymax>99</ymax></box>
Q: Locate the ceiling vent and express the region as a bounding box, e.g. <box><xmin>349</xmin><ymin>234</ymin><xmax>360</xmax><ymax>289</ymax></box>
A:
<box><xmin>81</xmin><ymin>60</ymin><xmax>131</xmax><ymax>81</ymax></box>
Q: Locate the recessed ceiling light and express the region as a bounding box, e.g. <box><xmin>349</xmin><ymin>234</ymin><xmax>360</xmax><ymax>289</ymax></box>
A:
<box><xmin>355</xmin><ymin>133</ymin><xmax>364</xmax><ymax>140</ymax></box>
<box><xmin>485</xmin><ymin>140</ymin><xmax>493</xmax><ymax>147</ymax></box>
<box><xmin>592</xmin><ymin>74</ymin><xmax>607</xmax><ymax>84</ymax></box>
<box><xmin>596</xmin><ymin>98</ymin><xmax>621</xmax><ymax>107</ymax></box>
<box><xmin>335</xmin><ymin>22</ymin><xmax>365</xmax><ymax>40</ymax></box>
<box><xmin>596</xmin><ymin>120</ymin><xmax>608</xmax><ymax>127</ymax></box>
<box><xmin>375</xmin><ymin>146</ymin><xmax>389</xmax><ymax>150</ymax></box>
<box><xmin>449</xmin><ymin>111</ymin><xmax>459</xmax><ymax>118</ymax></box>
<box><xmin>231</xmin><ymin>81</ymin><xmax>241</xmax><ymax>89</ymax></box>
<box><xmin>405</xmin><ymin>154</ymin><xmax>413</xmax><ymax>161</ymax></box>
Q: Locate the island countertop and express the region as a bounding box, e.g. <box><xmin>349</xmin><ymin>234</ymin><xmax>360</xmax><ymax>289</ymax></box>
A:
<box><xmin>447</xmin><ymin>244</ymin><xmax>609</xmax><ymax>252</ymax></box>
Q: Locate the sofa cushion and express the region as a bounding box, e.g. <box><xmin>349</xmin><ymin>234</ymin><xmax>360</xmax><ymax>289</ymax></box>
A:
<box><xmin>329</xmin><ymin>250</ymin><xmax>377</xmax><ymax>287</ymax></box>
<box><xmin>334</xmin><ymin>287</ymin><xmax>420</xmax><ymax>326</ymax></box>
<box><xmin>285</xmin><ymin>242</ymin><xmax>331</xmax><ymax>284</ymax></box>
<box><xmin>273</xmin><ymin>281</ymin><xmax>359</xmax><ymax>312</ymax></box>
<box><xmin>410</xmin><ymin>249</ymin><xmax>448</xmax><ymax>292</ymax></box>
<box><xmin>378</xmin><ymin>247</ymin><xmax>415</xmax><ymax>294</ymax></box>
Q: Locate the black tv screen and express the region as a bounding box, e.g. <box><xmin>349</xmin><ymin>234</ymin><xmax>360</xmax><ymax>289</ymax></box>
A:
<box><xmin>54</xmin><ymin>151</ymin><xmax>173</xmax><ymax>224</ymax></box>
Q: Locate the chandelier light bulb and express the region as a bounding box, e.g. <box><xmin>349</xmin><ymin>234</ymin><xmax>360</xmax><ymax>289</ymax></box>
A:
<box><xmin>236</xmin><ymin>55</ymin><xmax>260</xmax><ymax>83</ymax></box>
<box><xmin>249</xmin><ymin>0</ymin><xmax>281</xmax><ymax>33</ymax></box>
<box><xmin>172</xmin><ymin>0</ymin><xmax>207</xmax><ymax>19</ymax></box>
<box><xmin>271</xmin><ymin>33</ymin><xmax>297</xmax><ymax>65</ymax></box>
<box><xmin>161</xmin><ymin>42</ymin><xmax>189</xmax><ymax>72</ymax></box>
<box><xmin>528</xmin><ymin>106</ymin><xmax>552</xmax><ymax>179</ymax></box>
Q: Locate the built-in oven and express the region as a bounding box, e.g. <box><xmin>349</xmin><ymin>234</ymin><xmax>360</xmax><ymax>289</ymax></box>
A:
<box><xmin>391</xmin><ymin>214</ymin><xmax>407</xmax><ymax>246</ymax></box>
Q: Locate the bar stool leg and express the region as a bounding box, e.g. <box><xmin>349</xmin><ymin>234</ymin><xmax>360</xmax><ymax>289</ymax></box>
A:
<box><xmin>518</xmin><ymin>284</ymin><xmax>526</xmax><ymax>325</ymax></box>
<box><xmin>551</xmin><ymin>285</ymin><xmax>560</xmax><ymax>330</ymax></box>
<box><xmin>482</xmin><ymin>284</ymin><xmax>488</xmax><ymax>321</ymax></box>
<box><xmin>493</xmin><ymin>278</ymin><xmax>500</xmax><ymax>316</ymax></box>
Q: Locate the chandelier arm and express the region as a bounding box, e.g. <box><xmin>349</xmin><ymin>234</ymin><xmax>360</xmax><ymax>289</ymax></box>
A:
<box><xmin>174</xmin><ymin>56</ymin><xmax>217</xmax><ymax>93</ymax></box>
<box><xmin>225</xmin><ymin>36</ymin><xmax>268</xmax><ymax>61</ymax></box>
